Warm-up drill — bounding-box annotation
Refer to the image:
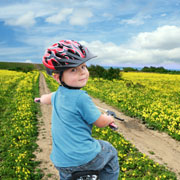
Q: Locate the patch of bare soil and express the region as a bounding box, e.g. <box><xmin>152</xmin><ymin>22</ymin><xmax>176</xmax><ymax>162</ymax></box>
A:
<box><xmin>35</xmin><ymin>73</ymin><xmax>180</xmax><ymax>180</ymax></box>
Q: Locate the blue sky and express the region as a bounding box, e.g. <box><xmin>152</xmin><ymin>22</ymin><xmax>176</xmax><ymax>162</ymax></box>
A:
<box><xmin>0</xmin><ymin>0</ymin><xmax>180</xmax><ymax>69</ymax></box>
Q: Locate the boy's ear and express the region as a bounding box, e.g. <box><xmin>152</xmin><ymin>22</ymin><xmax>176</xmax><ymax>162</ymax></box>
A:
<box><xmin>52</xmin><ymin>73</ymin><xmax>60</xmax><ymax>83</ymax></box>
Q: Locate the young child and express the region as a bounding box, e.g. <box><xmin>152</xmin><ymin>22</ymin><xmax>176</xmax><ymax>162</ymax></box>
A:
<box><xmin>34</xmin><ymin>40</ymin><xmax>119</xmax><ymax>180</ymax></box>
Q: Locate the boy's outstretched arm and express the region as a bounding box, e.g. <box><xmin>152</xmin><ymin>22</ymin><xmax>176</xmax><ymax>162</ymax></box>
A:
<box><xmin>94</xmin><ymin>114</ymin><xmax>114</xmax><ymax>128</ymax></box>
<box><xmin>34</xmin><ymin>92</ymin><xmax>54</xmax><ymax>105</ymax></box>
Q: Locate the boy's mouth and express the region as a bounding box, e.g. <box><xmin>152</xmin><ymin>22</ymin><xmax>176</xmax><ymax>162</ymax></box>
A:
<box><xmin>79</xmin><ymin>77</ymin><xmax>88</xmax><ymax>82</ymax></box>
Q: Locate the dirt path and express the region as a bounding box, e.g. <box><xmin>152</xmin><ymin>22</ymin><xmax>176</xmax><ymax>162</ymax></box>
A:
<box><xmin>35</xmin><ymin>73</ymin><xmax>59</xmax><ymax>180</ymax></box>
<box><xmin>35</xmin><ymin>73</ymin><xmax>180</xmax><ymax>180</ymax></box>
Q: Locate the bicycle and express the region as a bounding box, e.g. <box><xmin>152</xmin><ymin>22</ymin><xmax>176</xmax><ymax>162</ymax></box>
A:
<box><xmin>71</xmin><ymin>170</ymin><xmax>99</xmax><ymax>180</ymax></box>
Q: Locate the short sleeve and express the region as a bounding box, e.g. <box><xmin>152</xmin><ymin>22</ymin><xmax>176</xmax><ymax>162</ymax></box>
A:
<box><xmin>77</xmin><ymin>92</ymin><xmax>101</xmax><ymax>124</ymax></box>
<box><xmin>51</xmin><ymin>92</ymin><xmax>56</xmax><ymax>104</ymax></box>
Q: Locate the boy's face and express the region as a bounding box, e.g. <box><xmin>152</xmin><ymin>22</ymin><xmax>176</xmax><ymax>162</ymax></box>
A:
<box><xmin>62</xmin><ymin>63</ymin><xmax>89</xmax><ymax>88</ymax></box>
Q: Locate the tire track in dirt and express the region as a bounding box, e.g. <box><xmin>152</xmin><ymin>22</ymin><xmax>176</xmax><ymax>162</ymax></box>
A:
<box><xmin>35</xmin><ymin>73</ymin><xmax>180</xmax><ymax>180</ymax></box>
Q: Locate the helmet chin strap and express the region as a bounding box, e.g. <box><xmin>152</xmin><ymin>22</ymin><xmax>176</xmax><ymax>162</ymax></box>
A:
<box><xmin>59</xmin><ymin>71</ymin><xmax>82</xmax><ymax>90</ymax></box>
<box><xmin>61</xmin><ymin>81</ymin><xmax>81</xmax><ymax>89</ymax></box>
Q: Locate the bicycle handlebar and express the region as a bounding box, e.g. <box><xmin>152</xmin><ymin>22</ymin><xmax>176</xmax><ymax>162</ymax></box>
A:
<box><xmin>106</xmin><ymin>110</ymin><xmax>124</xmax><ymax>131</ymax></box>
<box><xmin>106</xmin><ymin>110</ymin><xmax>124</xmax><ymax>121</ymax></box>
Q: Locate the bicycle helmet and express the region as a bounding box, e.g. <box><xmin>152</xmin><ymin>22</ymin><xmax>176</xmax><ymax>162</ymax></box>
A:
<box><xmin>43</xmin><ymin>40</ymin><xmax>97</xmax><ymax>75</ymax></box>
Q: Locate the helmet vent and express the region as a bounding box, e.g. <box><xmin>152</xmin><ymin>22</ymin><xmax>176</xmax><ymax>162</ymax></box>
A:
<box><xmin>52</xmin><ymin>59</ymin><xmax>65</xmax><ymax>67</ymax></box>
<box><xmin>79</xmin><ymin>45</ymin><xmax>86</xmax><ymax>56</ymax></box>
<box><xmin>57</xmin><ymin>43</ymin><xmax>63</xmax><ymax>48</ymax></box>
<box><xmin>67</xmin><ymin>49</ymin><xmax>75</xmax><ymax>54</ymax></box>
<box><xmin>56</xmin><ymin>52</ymin><xmax>65</xmax><ymax>59</ymax></box>
<box><xmin>48</xmin><ymin>50</ymin><xmax>52</xmax><ymax>54</ymax></box>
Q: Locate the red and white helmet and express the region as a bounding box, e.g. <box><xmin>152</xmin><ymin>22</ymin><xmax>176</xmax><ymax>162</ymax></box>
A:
<box><xmin>42</xmin><ymin>40</ymin><xmax>96</xmax><ymax>75</ymax></box>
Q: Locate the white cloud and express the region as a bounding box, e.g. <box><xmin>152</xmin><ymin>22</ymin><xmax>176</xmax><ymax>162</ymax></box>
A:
<box><xmin>0</xmin><ymin>2</ymin><xmax>72</xmax><ymax>28</ymax></box>
<box><xmin>25</xmin><ymin>59</ymin><xmax>32</xmax><ymax>63</ymax></box>
<box><xmin>82</xmin><ymin>25</ymin><xmax>180</xmax><ymax>66</ymax></box>
<box><xmin>161</xmin><ymin>13</ymin><xmax>167</xmax><ymax>17</ymax></box>
<box><xmin>46</xmin><ymin>8</ymin><xmax>73</xmax><ymax>24</ymax></box>
<box><xmin>5</xmin><ymin>11</ymin><xmax>36</xmax><ymax>28</ymax></box>
<box><xmin>0</xmin><ymin>2</ymin><xmax>48</xmax><ymax>28</ymax></box>
<box><xmin>69</xmin><ymin>9</ymin><xmax>93</xmax><ymax>25</ymax></box>
<box><xmin>120</xmin><ymin>15</ymin><xmax>151</xmax><ymax>26</ymax></box>
<box><xmin>132</xmin><ymin>25</ymin><xmax>180</xmax><ymax>50</ymax></box>
<box><xmin>121</xmin><ymin>18</ymin><xmax>144</xmax><ymax>26</ymax></box>
<box><xmin>102</xmin><ymin>13</ymin><xmax>113</xmax><ymax>20</ymax></box>
<box><xmin>0</xmin><ymin>2</ymin><xmax>94</xmax><ymax>28</ymax></box>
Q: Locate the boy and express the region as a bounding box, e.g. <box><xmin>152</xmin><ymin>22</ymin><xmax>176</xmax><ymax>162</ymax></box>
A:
<box><xmin>35</xmin><ymin>40</ymin><xmax>119</xmax><ymax>180</ymax></box>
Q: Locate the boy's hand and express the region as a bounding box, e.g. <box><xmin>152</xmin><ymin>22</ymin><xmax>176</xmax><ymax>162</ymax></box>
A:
<box><xmin>94</xmin><ymin>113</ymin><xmax>114</xmax><ymax>128</ymax></box>
<box><xmin>107</xmin><ymin>112</ymin><xmax>118</xmax><ymax>130</ymax></box>
<box><xmin>34</xmin><ymin>97</ymin><xmax>41</xmax><ymax>103</ymax></box>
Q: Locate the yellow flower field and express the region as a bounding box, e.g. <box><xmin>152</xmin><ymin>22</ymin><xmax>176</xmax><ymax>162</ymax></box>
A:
<box><xmin>122</xmin><ymin>72</ymin><xmax>180</xmax><ymax>137</ymax></box>
<box><xmin>0</xmin><ymin>70</ymin><xmax>42</xmax><ymax>179</ymax></box>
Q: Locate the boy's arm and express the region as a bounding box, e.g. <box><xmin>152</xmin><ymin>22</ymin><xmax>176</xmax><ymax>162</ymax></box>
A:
<box><xmin>93</xmin><ymin>114</ymin><xmax>114</xmax><ymax>128</ymax></box>
<box><xmin>34</xmin><ymin>92</ymin><xmax>54</xmax><ymax>105</ymax></box>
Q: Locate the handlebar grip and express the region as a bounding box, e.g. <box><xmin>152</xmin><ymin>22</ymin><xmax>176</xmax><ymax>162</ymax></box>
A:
<box><xmin>109</xmin><ymin>122</ymin><xmax>118</xmax><ymax>131</ymax></box>
<box><xmin>34</xmin><ymin>98</ymin><xmax>41</xmax><ymax>103</ymax></box>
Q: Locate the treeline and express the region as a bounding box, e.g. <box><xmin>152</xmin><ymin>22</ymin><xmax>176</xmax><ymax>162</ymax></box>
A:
<box><xmin>0</xmin><ymin>62</ymin><xmax>44</xmax><ymax>72</ymax></box>
<box><xmin>1</xmin><ymin>61</ymin><xmax>179</xmax><ymax>76</ymax></box>
<box><xmin>123</xmin><ymin>66</ymin><xmax>180</xmax><ymax>74</ymax></box>
<box><xmin>88</xmin><ymin>65</ymin><xmax>122</xmax><ymax>80</ymax></box>
<box><xmin>88</xmin><ymin>65</ymin><xmax>180</xmax><ymax>80</ymax></box>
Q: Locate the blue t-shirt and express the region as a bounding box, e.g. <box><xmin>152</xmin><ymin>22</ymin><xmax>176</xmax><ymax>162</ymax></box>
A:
<box><xmin>50</xmin><ymin>86</ymin><xmax>101</xmax><ymax>167</ymax></box>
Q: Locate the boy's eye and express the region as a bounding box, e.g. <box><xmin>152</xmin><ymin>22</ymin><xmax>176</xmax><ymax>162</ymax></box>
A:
<box><xmin>71</xmin><ymin>68</ymin><xmax>76</xmax><ymax>72</ymax></box>
<box><xmin>82</xmin><ymin>65</ymin><xmax>87</xmax><ymax>69</ymax></box>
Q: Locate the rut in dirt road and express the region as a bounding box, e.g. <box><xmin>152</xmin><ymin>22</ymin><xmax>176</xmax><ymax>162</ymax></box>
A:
<box><xmin>35</xmin><ymin>72</ymin><xmax>180</xmax><ymax>180</ymax></box>
<box><xmin>92</xmin><ymin>98</ymin><xmax>180</xmax><ymax>179</ymax></box>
